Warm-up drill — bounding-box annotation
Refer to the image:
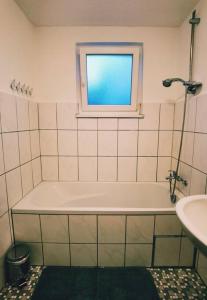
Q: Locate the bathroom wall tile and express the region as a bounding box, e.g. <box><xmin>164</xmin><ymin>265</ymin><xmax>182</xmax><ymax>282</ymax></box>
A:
<box><xmin>98</xmin><ymin>118</ymin><xmax>118</xmax><ymax>130</ymax></box>
<box><xmin>21</xmin><ymin>162</ymin><xmax>33</xmax><ymax>196</ymax></box>
<box><xmin>41</xmin><ymin>156</ymin><xmax>58</xmax><ymax>181</ymax></box>
<box><xmin>40</xmin><ymin>130</ymin><xmax>58</xmax><ymax>155</ymax></box>
<box><xmin>126</xmin><ymin>216</ymin><xmax>154</xmax><ymax>243</ymax></box>
<box><xmin>125</xmin><ymin>244</ymin><xmax>152</xmax><ymax>267</ymax></box>
<box><xmin>0</xmin><ymin>135</ymin><xmax>4</xmax><ymax>175</ymax></box>
<box><xmin>174</xmin><ymin>100</ymin><xmax>184</xmax><ymax>131</ymax></box>
<box><xmin>0</xmin><ymin>212</ymin><xmax>12</xmax><ymax>256</ymax></box>
<box><xmin>118</xmin><ymin>119</ymin><xmax>138</xmax><ymax>130</ymax></box>
<box><xmin>157</xmin><ymin>157</ymin><xmax>171</xmax><ymax>182</ymax></box>
<box><xmin>118</xmin><ymin>131</ymin><xmax>138</xmax><ymax>156</ymax></box>
<box><xmin>159</xmin><ymin>104</ymin><xmax>174</xmax><ymax>130</ymax></box>
<box><xmin>98</xmin><ymin>157</ymin><xmax>117</xmax><ymax>181</ymax></box>
<box><xmin>98</xmin><ymin>244</ymin><xmax>124</xmax><ymax>267</ymax></box>
<box><xmin>118</xmin><ymin>157</ymin><xmax>137</xmax><ymax>181</ymax></box>
<box><xmin>2</xmin><ymin>132</ymin><xmax>19</xmax><ymax>172</ymax></box>
<box><xmin>18</xmin><ymin>131</ymin><xmax>31</xmax><ymax>164</ymax></box>
<box><xmin>78</xmin><ymin>131</ymin><xmax>97</xmax><ymax>156</ymax></box>
<box><xmin>30</xmin><ymin>130</ymin><xmax>40</xmax><ymax>159</ymax></box>
<box><xmin>13</xmin><ymin>214</ymin><xmax>41</xmax><ymax>242</ymax></box>
<box><xmin>32</xmin><ymin>157</ymin><xmax>42</xmax><ymax>186</ymax></box>
<box><xmin>6</xmin><ymin>168</ymin><xmax>22</xmax><ymax>208</ymax></box>
<box><xmin>98</xmin><ymin>131</ymin><xmax>117</xmax><ymax>156</ymax></box>
<box><xmin>193</xmin><ymin>133</ymin><xmax>207</xmax><ymax>174</ymax></box>
<box><xmin>29</xmin><ymin>102</ymin><xmax>39</xmax><ymax>130</ymax></box>
<box><xmin>180</xmin><ymin>132</ymin><xmax>194</xmax><ymax>165</ymax></box>
<box><xmin>79</xmin><ymin>157</ymin><xmax>97</xmax><ymax>181</ymax></box>
<box><xmin>197</xmin><ymin>252</ymin><xmax>207</xmax><ymax>285</ymax></box>
<box><xmin>190</xmin><ymin>168</ymin><xmax>207</xmax><ymax>195</ymax></box>
<box><xmin>39</xmin><ymin>103</ymin><xmax>57</xmax><ymax>129</ymax></box>
<box><xmin>158</xmin><ymin>131</ymin><xmax>173</xmax><ymax>156</ymax></box>
<box><xmin>0</xmin><ymin>175</ymin><xmax>8</xmax><ymax>216</ymax></box>
<box><xmin>98</xmin><ymin>216</ymin><xmax>125</xmax><ymax>243</ymax></box>
<box><xmin>71</xmin><ymin>244</ymin><xmax>97</xmax><ymax>267</ymax></box>
<box><xmin>78</xmin><ymin>118</ymin><xmax>97</xmax><ymax>130</ymax></box>
<box><xmin>69</xmin><ymin>215</ymin><xmax>97</xmax><ymax>243</ymax></box>
<box><xmin>26</xmin><ymin>243</ymin><xmax>43</xmax><ymax>265</ymax></box>
<box><xmin>195</xmin><ymin>94</ymin><xmax>207</xmax><ymax>133</ymax></box>
<box><xmin>58</xmin><ymin>131</ymin><xmax>77</xmax><ymax>156</ymax></box>
<box><xmin>178</xmin><ymin>162</ymin><xmax>192</xmax><ymax>196</ymax></box>
<box><xmin>41</xmin><ymin>215</ymin><xmax>69</xmax><ymax>243</ymax></box>
<box><xmin>139</xmin><ymin>103</ymin><xmax>160</xmax><ymax>130</ymax></box>
<box><xmin>57</xmin><ymin>103</ymin><xmax>77</xmax><ymax>130</ymax></box>
<box><xmin>43</xmin><ymin>243</ymin><xmax>70</xmax><ymax>266</ymax></box>
<box><xmin>137</xmin><ymin>157</ymin><xmax>157</xmax><ymax>182</ymax></box>
<box><xmin>0</xmin><ymin>94</ymin><xmax>17</xmax><ymax>132</ymax></box>
<box><xmin>179</xmin><ymin>237</ymin><xmax>194</xmax><ymax>267</ymax></box>
<box><xmin>138</xmin><ymin>131</ymin><xmax>158</xmax><ymax>156</ymax></box>
<box><xmin>59</xmin><ymin>157</ymin><xmax>78</xmax><ymax>181</ymax></box>
<box><xmin>155</xmin><ymin>215</ymin><xmax>182</xmax><ymax>236</ymax></box>
<box><xmin>172</xmin><ymin>131</ymin><xmax>181</xmax><ymax>159</ymax></box>
<box><xmin>154</xmin><ymin>237</ymin><xmax>181</xmax><ymax>266</ymax></box>
<box><xmin>16</xmin><ymin>98</ymin><xmax>30</xmax><ymax>131</ymax></box>
<box><xmin>184</xmin><ymin>95</ymin><xmax>196</xmax><ymax>132</ymax></box>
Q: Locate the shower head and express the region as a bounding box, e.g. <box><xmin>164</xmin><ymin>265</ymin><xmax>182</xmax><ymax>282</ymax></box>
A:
<box><xmin>162</xmin><ymin>78</ymin><xmax>185</xmax><ymax>88</ymax></box>
<box><xmin>162</xmin><ymin>77</ymin><xmax>202</xmax><ymax>95</ymax></box>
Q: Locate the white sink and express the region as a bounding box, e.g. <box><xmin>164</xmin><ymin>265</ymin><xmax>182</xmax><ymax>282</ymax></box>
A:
<box><xmin>176</xmin><ymin>195</ymin><xmax>207</xmax><ymax>255</ymax></box>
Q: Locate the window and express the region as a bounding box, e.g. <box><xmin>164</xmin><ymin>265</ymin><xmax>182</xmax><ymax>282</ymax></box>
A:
<box><xmin>78</xmin><ymin>44</ymin><xmax>142</xmax><ymax>116</ymax></box>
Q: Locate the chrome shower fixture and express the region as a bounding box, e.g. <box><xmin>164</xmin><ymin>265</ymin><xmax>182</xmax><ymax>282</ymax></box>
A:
<box><xmin>162</xmin><ymin>78</ymin><xmax>202</xmax><ymax>95</ymax></box>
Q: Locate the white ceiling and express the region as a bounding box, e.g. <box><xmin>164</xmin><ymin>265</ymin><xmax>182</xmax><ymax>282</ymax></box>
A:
<box><xmin>15</xmin><ymin>0</ymin><xmax>200</xmax><ymax>27</ymax></box>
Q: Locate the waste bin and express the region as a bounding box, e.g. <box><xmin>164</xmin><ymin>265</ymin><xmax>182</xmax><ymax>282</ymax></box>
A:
<box><xmin>5</xmin><ymin>243</ymin><xmax>30</xmax><ymax>287</ymax></box>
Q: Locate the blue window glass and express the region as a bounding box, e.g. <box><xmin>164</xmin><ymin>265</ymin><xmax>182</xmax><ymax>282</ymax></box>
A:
<box><xmin>86</xmin><ymin>54</ymin><xmax>133</xmax><ymax>105</ymax></box>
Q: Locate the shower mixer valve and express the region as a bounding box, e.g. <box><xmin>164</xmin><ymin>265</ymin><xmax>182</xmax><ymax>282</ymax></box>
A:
<box><xmin>166</xmin><ymin>170</ymin><xmax>188</xmax><ymax>186</ymax></box>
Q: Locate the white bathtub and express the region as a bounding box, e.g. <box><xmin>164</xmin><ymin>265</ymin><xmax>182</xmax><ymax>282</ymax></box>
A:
<box><xmin>12</xmin><ymin>182</ymin><xmax>181</xmax><ymax>214</ymax></box>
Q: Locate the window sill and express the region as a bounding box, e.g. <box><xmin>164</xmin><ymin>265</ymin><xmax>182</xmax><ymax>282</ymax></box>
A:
<box><xmin>76</xmin><ymin>112</ymin><xmax>144</xmax><ymax>119</ymax></box>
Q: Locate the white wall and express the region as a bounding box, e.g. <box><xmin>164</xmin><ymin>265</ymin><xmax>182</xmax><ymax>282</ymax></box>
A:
<box><xmin>0</xmin><ymin>0</ymin><xmax>35</xmax><ymax>95</ymax></box>
<box><xmin>34</xmin><ymin>26</ymin><xmax>180</xmax><ymax>103</ymax></box>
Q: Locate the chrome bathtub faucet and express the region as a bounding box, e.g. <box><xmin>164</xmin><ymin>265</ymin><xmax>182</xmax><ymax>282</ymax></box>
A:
<box><xmin>166</xmin><ymin>170</ymin><xmax>188</xmax><ymax>186</ymax></box>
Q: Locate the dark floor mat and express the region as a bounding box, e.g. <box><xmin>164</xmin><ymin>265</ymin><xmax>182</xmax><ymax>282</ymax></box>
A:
<box><xmin>31</xmin><ymin>266</ymin><xmax>160</xmax><ymax>300</ymax></box>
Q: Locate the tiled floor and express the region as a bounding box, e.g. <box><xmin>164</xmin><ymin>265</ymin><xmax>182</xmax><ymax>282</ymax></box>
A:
<box><xmin>0</xmin><ymin>267</ymin><xmax>207</xmax><ymax>300</ymax></box>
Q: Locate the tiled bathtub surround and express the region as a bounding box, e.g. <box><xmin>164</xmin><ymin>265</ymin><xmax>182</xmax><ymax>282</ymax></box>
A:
<box><xmin>12</xmin><ymin>212</ymin><xmax>195</xmax><ymax>268</ymax></box>
<box><xmin>0</xmin><ymin>92</ymin><xmax>42</xmax><ymax>289</ymax></box>
<box><xmin>172</xmin><ymin>93</ymin><xmax>207</xmax><ymax>284</ymax></box>
<box><xmin>39</xmin><ymin>102</ymin><xmax>174</xmax><ymax>182</ymax></box>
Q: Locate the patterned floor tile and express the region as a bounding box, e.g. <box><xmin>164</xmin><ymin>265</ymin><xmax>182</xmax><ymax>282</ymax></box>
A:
<box><xmin>0</xmin><ymin>267</ymin><xmax>206</xmax><ymax>299</ymax></box>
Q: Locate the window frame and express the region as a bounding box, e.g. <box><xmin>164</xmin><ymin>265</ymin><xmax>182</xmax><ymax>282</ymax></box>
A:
<box><xmin>79</xmin><ymin>46</ymin><xmax>140</xmax><ymax>113</ymax></box>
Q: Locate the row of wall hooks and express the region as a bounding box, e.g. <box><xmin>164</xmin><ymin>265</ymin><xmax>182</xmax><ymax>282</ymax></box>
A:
<box><xmin>10</xmin><ymin>79</ymin><xmax>33</xmax><ymax>96</ymax></box>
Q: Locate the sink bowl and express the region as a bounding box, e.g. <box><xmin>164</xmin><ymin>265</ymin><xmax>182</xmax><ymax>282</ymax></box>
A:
<box><xmin>176</xmin><ymin>195</ymin><xmax>207</xmax><ymax>255</ymax></box>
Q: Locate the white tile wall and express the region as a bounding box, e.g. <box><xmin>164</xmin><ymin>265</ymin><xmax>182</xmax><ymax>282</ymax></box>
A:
<box><xmin>137</xmin><ymin>157</ymin><xmax>157</xmax><ymax>182</ymax></box>
<box><xmin>78</xmin><ymin>131</ymin><xmax>97</xmax><ymax>156</ymax></box>
<box><xmin>98</xmin><ymin>157</ymin><xmax>117</xmax><ymax>181</ymax></box>
<box><xmin>40</xmin><ymin>130</ymin><xmax>58</xmax><ymax>155</ymax></box>
<box><xmin>79</xmin><ymin>157</ymin><xmax>97</xmax><ymax>181</ymax></box>
<box><xmin>19</xmin><ymin>131</ymin><xmax>31</xmax><ymax>164</ymax></box>
<box><xmin>2</xmin><ymin>132</ymin><xmax>19</xmax><ymax>172</ymax></box>
<box><xmin>71</xmin><ymin>244</ymin><xmax>97</xmax><ymax>267</ymax></box>
<box><xmin>98</xmin><ymin>131</ymin><xmax>117</xmax><ymax>156</ymax></box>
<box><xmin>43</xmin><ymin>243</ymin><xmax>70</xmax><ymax>266</ymax></box>
<box><xmin>118</xmin><ymin>157</ymin><xmax>137</xmax><ymax>181</ymax></box>
<box><xmin>138</xmin><ymin>131</ymin><xmax>158</xmax><ymax>156</ymax></box>
<box><xmin>0</xmin><ymin>92</ymin><xmax>41</xmax><ymax>289</ymax></box>
<box><xmin>39</xmin><ymin>103</ymin><xmax>57</xmax><ymax>129</ymax></box>
<box><xmin>118</xmin><ymin>131</ymin><xmax>138</xmax><ymax>156</ymax></box>
<box><xmin>41</xmin><ymin>156</ymin><xmax>58</xmax><ymax>181</ymax></box>
<box><xmin>57</xmin><ymin>103</ymin><xmax>77</xmax><ymax>130</ymax></box>
<box><xmin>41</xmin><ymin>215</ymin><xmax>69</xmax><ymax>243</ymax></box>
<box><xmin>58</xmin><ymin>131</ymin><xmax>77</xmax><ymax>156</ymax></box>
<box><xmin>59</xmin><ymin>157</ymin><xmax>78</xmax><ymax>181</ymax></box>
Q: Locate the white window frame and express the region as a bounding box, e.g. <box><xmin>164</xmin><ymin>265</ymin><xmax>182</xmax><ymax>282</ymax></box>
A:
<box><xmin>79</xmin><ymin>46</ymin><xmax>140</xmax><ymax>114</ymax></box>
